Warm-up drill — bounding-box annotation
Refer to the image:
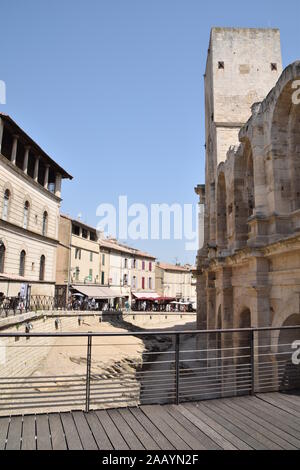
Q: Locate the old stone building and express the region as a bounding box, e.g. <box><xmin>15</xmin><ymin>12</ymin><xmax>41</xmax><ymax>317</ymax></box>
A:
<box><xmin>195</xmin><ymin>27</ymin><xmax>300</xmax><ymax>345</ymax></box>
<box><xmin>56</xmin><ymin>215</ymin><xmax>157</xmax><ymax>305</ymax></box>
<box><xmin>0</xmin><ymin>113</ymin><xmax>72</xmax><ymax>299</ymax></box>
<box><xmin>99</xmin><ymin>238</ymin><xmax>157</xmax><ymax>303</ymax></box>
<box><xmin>156</xmin><ymin>262</ymin><xmax>196</xmax><ymax>307</ymax></box>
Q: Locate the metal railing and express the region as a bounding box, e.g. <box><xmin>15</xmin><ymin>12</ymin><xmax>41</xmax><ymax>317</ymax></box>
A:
<box><xmin>0</xmin><ymin>325</ymin><xmax>299</xmax><ymax>416</ymax></box>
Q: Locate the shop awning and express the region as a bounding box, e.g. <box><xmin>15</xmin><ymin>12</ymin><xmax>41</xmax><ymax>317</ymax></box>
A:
<box><xmin>72</xmin><ymin>285</ymin><xmax>126</xmax><ymax>299</ymax></box>
<box><xmin>132</xmin><ymin>292</ymin><xmax>160</xmax><ymax>301</ymax></box>
<box><xmin>156</xmin><ymin>297</ymin><xmax>176</xmax><ymax>302</ymax></box>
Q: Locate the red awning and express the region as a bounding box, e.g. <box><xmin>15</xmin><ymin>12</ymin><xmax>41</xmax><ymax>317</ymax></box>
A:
<box><xmin>156</xmin><ymin>297</ymin><xmax>176</xmax><ymax>302</ymax></box>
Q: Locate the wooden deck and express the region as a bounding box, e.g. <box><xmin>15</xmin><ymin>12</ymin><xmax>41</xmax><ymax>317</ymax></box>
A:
<box><xmin>1</xmin><ymin>392</ymin><xmax>300</xmax><ymax>450</ymax></box>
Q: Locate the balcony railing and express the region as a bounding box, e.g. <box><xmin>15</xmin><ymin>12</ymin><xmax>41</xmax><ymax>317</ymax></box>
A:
<box><xmin>0</xmin><ymin>326</ymin><xmax>299</xmax><ymax>416</ymax></box>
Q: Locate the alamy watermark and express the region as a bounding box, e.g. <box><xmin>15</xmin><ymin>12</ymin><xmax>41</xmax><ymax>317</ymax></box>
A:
<box><xmin>292</xmin><ymin>80</ymin><xmax>300</xmax><ymax>105</ymax></box>
<box><xmin>96</xmin><ymin>196</ymin><xmax>201</xmax><ymax>251</ymax></box>
<box><xmin>292</xmin><ymin>340</ymin><xmax>300</xmax><ymax>365</ymax></box>
<box><xmin>0</xmin><ymin>80</ymin><xmax>6</xmax><ymax>104</ymax></box>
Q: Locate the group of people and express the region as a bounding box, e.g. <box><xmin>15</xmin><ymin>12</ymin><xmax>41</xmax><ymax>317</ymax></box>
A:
<box><xmin>0</xmin><ymin>292</ymin><xmax>26</xmax><ymax>316</ymax></box>
<box><xmin>131</xmin><ymin>300</ymin><xmax>195</xmax><ymax>312</ymax></box>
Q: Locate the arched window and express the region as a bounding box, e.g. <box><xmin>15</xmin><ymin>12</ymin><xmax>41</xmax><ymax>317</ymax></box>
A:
<box><xmin>23</xmin><ymin>201</ymin><xmax>30</xmax><ymax>229</ymax></box>
<box><xmin>0</xmin><ymin>243</ymin><xmax>5</xmax><ymax>273</ymax></box>
<box><xmin>2</xmin><ymin>189</ymin><xmax>10</xmax><ymax>221</ymax></box>
<box><xmin>39</xmin><ymin>255</ymin><xmax>45</xmax><ymax>281</ymax></box>
<box><xmin>19</xmin><ymin>250</ymin><xmax>26</xmax><ymax>277</ymax></box>
<box><xmin>42</xmin><ymin>211</ymin><xmax>48</xmax><ymax>236</ymax></box>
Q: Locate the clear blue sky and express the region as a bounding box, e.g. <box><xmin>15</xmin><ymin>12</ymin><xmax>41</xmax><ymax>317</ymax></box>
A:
<box><xmin>0</xmin><ymin>0</ymin><xmax>299</xmax><ymax>264</ymax></box>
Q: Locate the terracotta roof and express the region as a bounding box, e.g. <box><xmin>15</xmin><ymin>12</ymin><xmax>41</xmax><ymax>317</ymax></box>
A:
<box><xmin>0</xmin><ymin>113</ymin><xmax>72</xmax><ymax>179</ymax></box>
<box><xmin>99</xmin><ymin>239</ymin><xmax>156</xmax><ymax>259</ymax></box>
<box><xmin>156</xmin><ymin>262</ymin><xmax>194</xmax><ymax>272</ymax></box>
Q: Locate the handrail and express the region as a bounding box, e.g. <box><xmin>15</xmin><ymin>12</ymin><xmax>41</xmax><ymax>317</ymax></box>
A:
<box><xmin>0</xmin><ymin>324</ymin><xmax>299</xmax><ymax>338</ymax></box>
<box><xmin>0</xmin><ymin>324</ymin><xmax>299</xmax><ymax>415</ymax></box>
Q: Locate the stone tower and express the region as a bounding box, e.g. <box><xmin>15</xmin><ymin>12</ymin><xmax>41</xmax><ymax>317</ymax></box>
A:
<box><xmin>203</xmin><ymin>27</ymin><xmax>283</xmax><ymax>249</ymax></box>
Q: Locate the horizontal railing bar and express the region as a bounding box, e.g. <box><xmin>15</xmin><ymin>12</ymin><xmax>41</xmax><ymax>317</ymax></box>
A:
<box><xmin>180</xmin><ymin>373</ymin><xmax>252</xmax><ymax>384</ymax></box>
<box><xmin>0</xmin><ymin>383</ymin><xmax>143</xmax><ymax>395</ymax></box>
<box><xmin>180</xmin><ymin>363</ymin><xmax>252</xmax><ymax>373</ymax></box>
<box><xmin>180</xmin><ymin>346</ymin><xmax>251</xmax><ymax>354</ymax></box>
<box><xmin>179</xmin><ymin>387</ymin><xmax>252</xmax><ymax>398</ymax></box>
<box><xmin>0</xmin><ymin>325</ymin><xmax>299</xmax><ymax>338</ymax></box>
<box><xmin>254</xmin><ymin>342</ymin><xmax>296</xmax><ymax>349</ymax></box>
<box><xmin>180</xmin><ymin>354</ymin><xmax>251</xmax><ymax>363</ymax></box>
<box><xmin>179</xmin><ymin>379</ymin><xmax>252</xmax><ymax>392</ymax></box>
<box><xmin>0</xmin><ymin>374</ymin><xmax>86</xmax><ymax>381</ymax></box>
<box><xmin>254</xmin><ymin>351</ymin><xmax>299</xmax><ymax>358</ymax></box>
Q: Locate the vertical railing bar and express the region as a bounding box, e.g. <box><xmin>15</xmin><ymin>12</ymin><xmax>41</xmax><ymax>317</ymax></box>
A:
<box><xmin>175</xmin><ymin>333</ymin><xmax>180</xmax><ymax>405</ymax></box>
<box><xmin>85</xmin><ymin>335</ymin><xmax>92</xmax><ymax>412</ymax></box>
<box><xmin>250</xmin><ymin>329</ymin><xmax>255</xmax><ymax>396</ymax></box>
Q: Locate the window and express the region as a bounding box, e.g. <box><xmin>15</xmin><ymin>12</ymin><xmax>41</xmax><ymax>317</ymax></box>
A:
<box><xmin>2</xmin><ymin>189</ymin><xmax>10</xmax><ymax>221</ymax></box>
<box><xmin>132</xmin><ymin>276</ymin><xmax>136</xmax><ymax>289</ymax></box>
<box><xmin>149</xmin><ymin>262</ymin><xmax>152</xmax><ymax>272</ymax></box>
<box><xmin>142</xmin><ymin>277</ymin><xmax>145</xmax><ymax>289</ymax></box>
<box><xmin>149</xmin><ymin>277</ymin><xmax>152</xmax><ymax>290</ymax></box>
<box><xmin>19</xmin><ymin>250</ymin><xmax>26</xmax><ymax>277</ymax></box>
<box><xmin>72</xmin><ymin>225</ymin><xmax>80</xmax><ymax>236</ymax></box>
<box><xmin>0</xmin><ymin>243</ymin><xmax>5</xmax><ymax>273</ymax></box>
<box><xmin>89</xmin><ymin>269</ymin><xmax>93</xmax><ymax>280</ymax></box>
<box><xmin>90</xmin><ymin>252</ymin><xmax>93</xmax><ymax>262</ymax></box>
<box><xmin>101</xmin><ymin>271</ymin><xmax>105</xmax><ymax>285</ymax></box>
<box><xmin>218</xmin><ymin>61</ymin><xmax>225</xmax><ymax>69</ymax></box>
<box><xmin>23</xmin><ymin>201</ymin><xmax>30</xmax><ymax>229</ymax></box>
<box><xmin>102</xmin><ymin>254</ymin><xmax>105</xmax><ymax>266</ymax></box>
<box><xmin>123</xmin><ymin>274</ymin><xmax>128</xmax><ymax>285</ymax></box>
<box><xmin>132</xmin><ymin>259</ymin><xmax>136</xmax><ymax>269</ymax></box>
<box><xmin>124</xmin><ymin>258</ymin><xmax>128</xmax><ymax>269</ymax></box>
<box><xmin>42</xmin><ymin>211</ymin><xmax>48</xmax><ymax>236</ymax></box>
<box><xmin>82</xmin><ymin>229</ymin><xmax>88</xmax><ymax>239</ymax></box>
<box><xmin>75</xmin><ymin>248</ymin><xmax>81</xmax><ymax>260</ymax></box>
<box><xmin>75</xmin><ymin>267</ymin><xmax>80</xmax><ymax>281</ymax></box>
<box><xmin>271</xmin><ymin>63</ymin><xmax>277</xmax><ymax>71</ymax></box>
<box><xmin>39</xmin><ymin>255</ymin><xmax>45</xmax><ymax>281</ymax></box>
<box><xmin>142</xmin><ymin>261</ymin><xmax>145</xmax><ymax>270</ymax></box>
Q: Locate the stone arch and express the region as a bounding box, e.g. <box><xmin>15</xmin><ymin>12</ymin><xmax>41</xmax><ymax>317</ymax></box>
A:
<box><xmin>270</xmin><ymin>68</ymin><xmax>300</xmax><ymax>214</ymax></box>
<box><xmin>233</xmin><ymin>142</ymin><xmax>255</xmax><ymax>248</ymax></box>
<box><xmin>216</xmin><ymin>172</ymin><xmax>227</xmax><ymax>250</ymax></box>
<box><xmin>278</xmin><ymin>314</ymin><xmax>300</xmax><ymax>391</ymax></box>
<box><xmin>278</xmin><ymin>314</ymin><xmax>300</xmax><ymax>350</ymax></box>
<box><xmin>288</xmin><ymin>104</ymin><xmax>300</xmax><ymax>211</ymax></box>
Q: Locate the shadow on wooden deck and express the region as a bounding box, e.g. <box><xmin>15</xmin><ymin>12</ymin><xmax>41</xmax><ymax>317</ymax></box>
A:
<box><xmin>0</xmin><ymin>392</ymin><xmax>300</xmax><ymax>450</ymax></box>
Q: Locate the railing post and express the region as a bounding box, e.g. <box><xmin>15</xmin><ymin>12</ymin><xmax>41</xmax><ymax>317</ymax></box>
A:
<box><xmin>85</xmin><ymin>335</ymin><xmax>92</xmax><ymax>412</ymax></box>
<box><xmin>250</xmin><ymin>329</ymin><xmax>255</xmax><ymax>396</ymax></box>
<box><xmin>175</xmin><ymin>333</ymin><xmax>180</xmax><ymax>405</ymax></box>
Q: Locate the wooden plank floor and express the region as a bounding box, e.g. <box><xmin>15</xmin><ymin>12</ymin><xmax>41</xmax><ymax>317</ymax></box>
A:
<box><xmin>0</xmin><ymin>392</ymin><xmax>299</xmax><ymax>450</ymax></box>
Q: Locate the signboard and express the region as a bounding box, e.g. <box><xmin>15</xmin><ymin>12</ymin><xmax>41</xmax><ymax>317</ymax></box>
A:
<box><xmin>20</xmin><ymin>283</ymin><xmax>28</xmax><ymax>299</ymax></box>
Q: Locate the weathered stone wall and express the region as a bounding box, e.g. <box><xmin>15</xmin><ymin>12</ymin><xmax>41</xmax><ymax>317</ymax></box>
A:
<box><xmin>0</xmin><ymin>314</ymin><xmax>89</xmax><ymax>380</ymax></box>
<box><xmin>196</xmin><ymin>27</ymin><xmax>300</xmax><ymax>344</ymax></box>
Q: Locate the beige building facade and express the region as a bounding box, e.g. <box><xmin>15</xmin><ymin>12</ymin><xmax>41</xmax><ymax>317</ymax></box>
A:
<box><xmin>156</xmin><ymin>262</ymin><xmax>196</xmax><ymax>305</ymax></box>
<box><xmin>56</xmin><ymin>215</ymin><xmax>100</xmax><ymax>285</ymax></box>
<box><xmin>0</xmin><ymin>114</ymin><xmax>71</xmax><ymax>299</ymax></box>
<box><xmin>56</xmin><ymin>216</ymin><xmax>157</xmax><ymax>304</ymax></box>
<box><xmin>195</xmin><ymin>28</ymin><xmax>300</xmax><ymax>345</ymax></box>
<box><xmin>99</xmin><ymin>238</ymin><xmax>156</xmax><ymax>301</ymax></box>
